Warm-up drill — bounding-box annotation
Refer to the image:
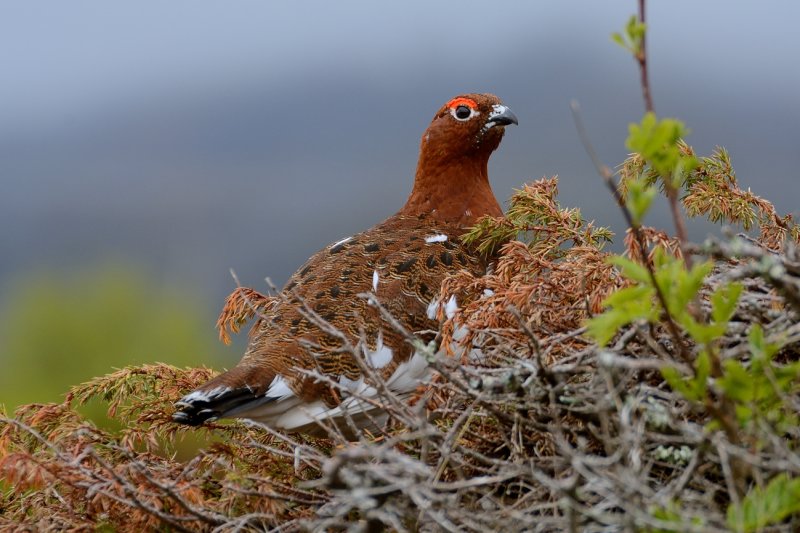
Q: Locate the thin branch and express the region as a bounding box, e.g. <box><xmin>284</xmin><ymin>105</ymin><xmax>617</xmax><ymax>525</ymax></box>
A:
<box><xmin>637</xmin><ymin>0</ymin><xmax>654</xmax><ymax>114</ymax></box>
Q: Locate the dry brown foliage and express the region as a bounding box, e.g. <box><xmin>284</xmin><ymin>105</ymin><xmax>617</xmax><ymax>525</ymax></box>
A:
<box><xmin>1</xmin><ymin>364</ymin><xmax>330</xmax><ymax>531</ymax></box>
<box><xmin>217</xmin><ymin>287</ymin><xmax>276</xmax><ymax>345</ymax></box>
<box><xmin>623</xmin><ymin>226</ymin><xmax>683</xmax><ymax>264</ymax></box>
<box><xmin>441</xmin><ymin>178</ymin><xmax>620</xmax><ymax>360</ymax></box>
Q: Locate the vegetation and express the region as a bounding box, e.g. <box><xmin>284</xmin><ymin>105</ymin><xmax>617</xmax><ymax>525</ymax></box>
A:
<box><xmin>0</xmin><ymin>265</ymin><xmax>218</xmax><ymax>413</ymax></box>
<box><xmin>3</xmin><ymin>4</ymin><xmax>800</xmax><ymax>531</ymax></box>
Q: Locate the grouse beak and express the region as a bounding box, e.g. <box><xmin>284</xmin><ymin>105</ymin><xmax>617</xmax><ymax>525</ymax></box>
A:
<box><xmin>486</xmin><ymin>104</ymin><xmax>519</xmax><ymax>128</ymax></box>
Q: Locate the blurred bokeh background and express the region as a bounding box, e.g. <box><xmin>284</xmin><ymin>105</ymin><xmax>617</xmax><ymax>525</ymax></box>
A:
<box><xmin>1</xmin><ymin>1</ymin><xmax>798</xmax><ymax>410</ymax></box>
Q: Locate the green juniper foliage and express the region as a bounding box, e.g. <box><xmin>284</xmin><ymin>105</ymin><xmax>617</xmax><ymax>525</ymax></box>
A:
<box><xmin>462</xmin><ymin>181</ymin><xmax>613</xmax><ymax>258</ymax></box>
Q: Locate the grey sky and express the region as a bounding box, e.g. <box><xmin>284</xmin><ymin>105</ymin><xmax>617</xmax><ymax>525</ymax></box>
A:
<box><xmin>4</xmin><ymin>2</ymin><xmax>798</xmax><ymax>130</ymax></box>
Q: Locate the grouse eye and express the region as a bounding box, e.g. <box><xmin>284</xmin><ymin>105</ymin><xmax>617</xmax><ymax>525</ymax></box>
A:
<box><xmin>454</xmin><ymin>105</ymin><xmax>472</xmax><ymax>120</ymax></box>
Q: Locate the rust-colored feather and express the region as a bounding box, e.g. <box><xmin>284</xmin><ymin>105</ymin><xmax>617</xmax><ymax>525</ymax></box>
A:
<box><xmin>221</xmin><ymin>216</ymin><xmax>484</xmax><ymax>400</ymax></box>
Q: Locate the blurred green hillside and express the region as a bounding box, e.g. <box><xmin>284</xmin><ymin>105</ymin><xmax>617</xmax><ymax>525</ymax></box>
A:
<box><xmin>0</xmin><ymin>264</ymin><xmax>221</xmax><ymax>413</ymax></box>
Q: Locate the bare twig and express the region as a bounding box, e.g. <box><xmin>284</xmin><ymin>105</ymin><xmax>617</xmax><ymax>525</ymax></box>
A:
<box><xmin>636</xmin><ymin>0</ymin><xmax>654</xmax><ymax>114</ymax></box>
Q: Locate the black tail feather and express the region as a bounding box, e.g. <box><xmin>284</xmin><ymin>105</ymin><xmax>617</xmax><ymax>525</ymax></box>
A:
<box><xmin>172</xmin><ymin>387</ymin><xmax>276</xmax><ymax>426</ymax></box>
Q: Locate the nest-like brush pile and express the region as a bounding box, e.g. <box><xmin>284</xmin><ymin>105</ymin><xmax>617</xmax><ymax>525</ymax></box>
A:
<box><xmin>2</xmin><ymin>173</ymin><xmax>800</xmax><ymax>532</ymax></box>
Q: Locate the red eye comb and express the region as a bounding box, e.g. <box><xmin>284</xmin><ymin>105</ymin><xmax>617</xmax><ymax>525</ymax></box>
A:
<box><xmin>445</xmin><ymin>97</ymin><xmax>478</xmax><ymax>109</ymax></box>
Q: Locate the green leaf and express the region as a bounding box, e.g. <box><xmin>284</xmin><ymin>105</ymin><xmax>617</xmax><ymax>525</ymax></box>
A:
<box><xmin>649</xmin><ymin>252</ymin><xmax>711</xmax><ymax>323</ymax></box>
<box><xmin>748</xmin><ymin>323</ymin><xmax>781</xmax><ymax>362</ymax></box>
<box><xmin>661</xmin><ymin>366</ymin><xmax>695</xmax><ymax>401</ymax></box>
<box><xmin>627</xmin><ymin>15</ymin><xmax>646</xmax><ymax>42</ymax></box>
<box><xmin>692</xmin><ymin>350</ymin><xmax>711</xmax><ymax>400</ymax></box>
<box><xmin>586</xmin><ymin>285</ymin><xmax>655</xmax><ymax>346</ymax></box>
<box><xmin>611</xmin><ymin>15</ymin><xmax>644</xmax><ymax>55</ymax></box>
<box><xmin>684</xmin><ymin>261</ymin><xmax>714</xmax><ymax>300</ymax></box>
<box><xmin>608</xmin><ymin>255</ymin><xmax>651</xmax><ymax>284</ymax></box>
<box><xmin>727</xmin><ymin>474</ymin><xmax>800</xmax><ymax>532</ymax></box>
<box><xmin>649</xmin><ymin>500</ymin><xmax>704</xmax><ymax>532</ymax></box>
<box><xmin>661</xmin><ymin>351</ymin><xmax>710</xmax><ymax>403</ymax></box>
<box><xmin>718</xmin><ymin>360</ymin><xmax>754</xmax><ymax>403</ymax></box>
<box><xmin>626</xmin><ymin>113</ymin><xmax>691</xmax><ymax>178</ymax></box>
<box><xmin>626</xmin><ymin>178</ymin><xmax>657</xmax><ymax>225</ymax></box>
<box><xmin>610</xmin><ymin>32</ymin><xmax>627</xmax><ymax>50</ymax></box>
<box><xmin>675</xmin><ymin>260</ymin><xmax>712</xmax><ymax>316</ymax></box>
<box><xmin>710</xmin><ymin>282</ymin><xmax>743</xmax><ymax>325</ymax></box>
<box><xmin>681</xmin><ymin>317</ymin><xmax>725</xmax><ymax>346</ymax></box>
<box><xmin>602</xmin><ymin>284</ymin><xmax>653</xmax><ymax>309</ymax></box>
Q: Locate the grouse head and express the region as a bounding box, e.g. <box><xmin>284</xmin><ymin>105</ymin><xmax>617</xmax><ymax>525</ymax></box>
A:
<box><xmin>400</xmin><ymin>93</ymin><xmax>518</xmax><ymax>226</ymax></box>
<box><xmin>425</xmin><ymin>93</ymin><xmax>518</xmax><ymax>157</ymax></box>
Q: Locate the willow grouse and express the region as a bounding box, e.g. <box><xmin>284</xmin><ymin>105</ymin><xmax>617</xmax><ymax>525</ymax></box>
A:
<box><xmin>173</xmin><ymin>93</ymin><xmax>517</xmax><ymax>433</ymax></box>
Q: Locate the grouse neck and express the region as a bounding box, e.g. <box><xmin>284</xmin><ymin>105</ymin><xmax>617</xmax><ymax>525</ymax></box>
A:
<box><xmin>399</xmin><ymin>152</ymin><xmax>503</xmax><ymax>227</ymax></box>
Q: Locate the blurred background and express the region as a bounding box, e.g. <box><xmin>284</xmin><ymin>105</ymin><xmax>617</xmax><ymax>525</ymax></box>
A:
<box><xmin>1</xmin><ymin>1</ymin><xmax>798</xmax><ymax>410</ymax></box>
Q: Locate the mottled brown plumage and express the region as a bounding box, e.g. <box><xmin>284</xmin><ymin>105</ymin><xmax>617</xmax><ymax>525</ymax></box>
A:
<box><xmin>173</xmin><ymin>93</ymin><xmax>517</xmax><ymax>432</ymax></box>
